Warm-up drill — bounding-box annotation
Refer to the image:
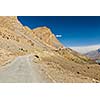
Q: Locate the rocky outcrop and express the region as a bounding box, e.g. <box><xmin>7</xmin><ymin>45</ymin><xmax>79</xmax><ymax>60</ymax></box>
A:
<box><xmin>32</xmin><ymin>27</ymin><xmax>63</xmax><ymax>49</ymax></box>
<box><xmin>54</xmin><ymin>48</ymin><xmax>94</xmax><ymax>64</ymax></box>
<box><xmin>0</xmin><ymin>16</ymin><xmax>25</xmax><ymax>34</ymax></box>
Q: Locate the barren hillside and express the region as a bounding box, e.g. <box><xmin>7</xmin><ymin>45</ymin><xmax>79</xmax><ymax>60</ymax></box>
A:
<box><xmin>0</xmin><ymin>16</ymin><xmax>99</xmax><ymax>83</ymax></box>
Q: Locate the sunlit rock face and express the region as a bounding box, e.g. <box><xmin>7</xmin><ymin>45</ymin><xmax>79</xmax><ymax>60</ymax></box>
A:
<box><xmin>32</xmin><ymin>27</ymin><xmax>63</xmax><ymax>49</ymax></box>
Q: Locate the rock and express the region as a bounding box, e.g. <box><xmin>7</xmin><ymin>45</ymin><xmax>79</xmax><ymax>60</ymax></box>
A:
<box><xmin>32</xmin><ymin>27</ymin><xmax>63</xmax><ymax>49</ymax></box>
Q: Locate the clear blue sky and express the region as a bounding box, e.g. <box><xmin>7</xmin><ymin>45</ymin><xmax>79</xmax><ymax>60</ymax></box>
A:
<box><xmin>17</xmin><ymin>16</ymin><xmax>100</xmax><ymax>47</ymax></box>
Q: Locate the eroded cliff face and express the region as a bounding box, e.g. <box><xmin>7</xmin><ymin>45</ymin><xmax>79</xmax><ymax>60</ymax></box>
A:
<box><xmin>32</xmin><ymin>27</ymin><xmax>63</xmax><ymax>49</ymax></box>
<box><xmin>3</xmin><ymin>16</ymin><xmax>63</xmax><ymax>49</ymax></box>
<box><xmin>0</xmin><ymin>16</ymin><xmax>35</xmax><ymax>65</ymax></box>
<box><xmin>0</xmin><ymin>16</ymin><xmax>25</xmax><ymax>34</ymax></box>
<box><xmin>0</xmin><ymin>16</ymin><xmax>95</xmax><ymax>65</ymax></box>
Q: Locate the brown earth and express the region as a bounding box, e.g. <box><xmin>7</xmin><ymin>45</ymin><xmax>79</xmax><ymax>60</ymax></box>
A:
<box><xmin>0</xmin><ymin>16</ymin><xmax>99</xmax><ymax>83</ymax></box>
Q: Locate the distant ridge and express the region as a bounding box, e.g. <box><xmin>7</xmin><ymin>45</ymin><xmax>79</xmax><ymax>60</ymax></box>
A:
<box><xmin>85</xmin><ymin>48</ymin><xmax>100</xmax><ymax>60</ymax></box>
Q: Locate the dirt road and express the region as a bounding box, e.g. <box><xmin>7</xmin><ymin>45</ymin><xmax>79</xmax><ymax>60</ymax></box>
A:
<box><xmin>0</xmin><ymin>55</ymin><xmax>48</xmax><ymax>82</ymax></box>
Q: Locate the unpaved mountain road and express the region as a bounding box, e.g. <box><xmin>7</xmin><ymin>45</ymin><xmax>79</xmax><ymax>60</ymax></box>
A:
<box><xmin>0</xmin><ymin>55</ymin><xmax>49</xmax><ymax>83</ymax></box>
<box><xmin>0</xmin><ymin>54</ymin><xmax>99</xmax><ymax>83</ymax></box>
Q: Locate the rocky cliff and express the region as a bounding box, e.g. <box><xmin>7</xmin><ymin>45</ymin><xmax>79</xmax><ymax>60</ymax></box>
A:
<box><xmin>32</xmin><ymin>27</ymin><xmax>63</xmax><ymax>49</ymax></box>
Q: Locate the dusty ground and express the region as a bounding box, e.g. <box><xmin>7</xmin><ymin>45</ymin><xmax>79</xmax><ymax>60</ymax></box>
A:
<box><xmin>0</xmin><ymin>48</ymin><xmax>15</xmax><ymax>66</ymax></box>
<box><xmin>0</xmin><ymin>49</ymin><xmax>99</xmax><ymax>83</ymax></box>
<box><xmin>0</xmin><ymin>54</ymin><xmax>51</xmax><ymax>82</ymax></box>
<box><xmin>38</xmin><ymin>51</ymin><xmax>100</xmax><ymax>83</ymax></box>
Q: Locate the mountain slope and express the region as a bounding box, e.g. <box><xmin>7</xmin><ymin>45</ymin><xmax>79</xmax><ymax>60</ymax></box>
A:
<box><xmin>0</xmin><ymin>16</ymin><xmax>99</xmax><ymax>83</ymax></box>
<box><xmin>53</xmin><ymin>48</ymin><xmax>95</xmax><ymax>64</ymax></box>
<box><xmin>32</xmin><ymin>27</ymin><xmax>63</xmax><ymax>49</ymax></box>
<box><xmin>85</xmin><ymin>48</ymin><xmax>100</xmax><ymax>60</ymax></box>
